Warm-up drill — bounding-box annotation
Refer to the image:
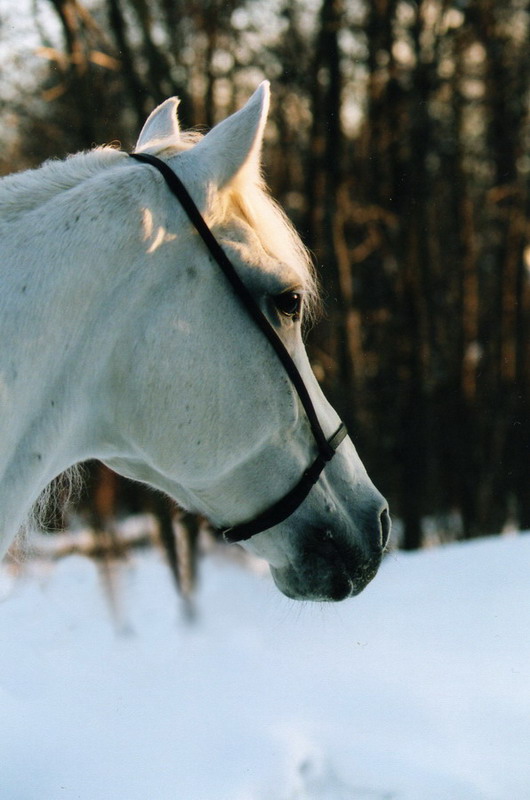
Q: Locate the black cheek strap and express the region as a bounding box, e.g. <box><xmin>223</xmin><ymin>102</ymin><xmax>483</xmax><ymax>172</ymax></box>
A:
<box><xmin>222</xmin><ymin>421</ymin><xmax>347</xmax><ymax>542</ymax></box>
<box><xmin>129</xmin><ymin>151</ymin><xmax>347</xmax><ymax>543</ymax></box>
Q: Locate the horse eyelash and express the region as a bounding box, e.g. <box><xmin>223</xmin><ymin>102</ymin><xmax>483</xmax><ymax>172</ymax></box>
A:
<box><xmin>272</xmin><ymin>291</ymin><xmax>303</xmax><ymax>320</ymax></box>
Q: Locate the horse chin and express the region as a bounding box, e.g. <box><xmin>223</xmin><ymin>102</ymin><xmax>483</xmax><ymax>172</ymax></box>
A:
<box><xmin>268</xmin><ymin>545</ymin><xmax>382</xmax><ymax>602</ymax></box>
<box><xmin>270</xmin><ymin>565</ymin><xmax>354</xmax><ymax>602</ymax></box>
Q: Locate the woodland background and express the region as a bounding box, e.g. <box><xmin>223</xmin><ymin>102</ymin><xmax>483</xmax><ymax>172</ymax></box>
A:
<box><xmin>1</xmin><ymin>0</ymin><xmax>529</xmax><ymax>553</ymax></box>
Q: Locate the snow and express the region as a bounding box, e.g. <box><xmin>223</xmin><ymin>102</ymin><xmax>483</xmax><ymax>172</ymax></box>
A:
<box><xmin>1</xmin><ymin>533</ymin><xmax>529</xmax><ymax>799</ymax></box>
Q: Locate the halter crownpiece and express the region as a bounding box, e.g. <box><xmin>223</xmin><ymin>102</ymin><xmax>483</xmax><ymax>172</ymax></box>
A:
<box><xmin>129</xmin><ymin>151</ymin><xmax>348</xmax><ymax>543</ymax></box>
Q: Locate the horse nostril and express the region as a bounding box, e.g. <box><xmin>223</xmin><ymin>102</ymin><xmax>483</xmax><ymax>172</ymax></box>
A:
<box><xmin>380</xmin><ymin>507</ymin><xmax>391</xmax><ymax>549</ymax></box>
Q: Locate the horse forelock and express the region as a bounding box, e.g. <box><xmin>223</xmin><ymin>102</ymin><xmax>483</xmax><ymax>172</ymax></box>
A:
<box><xmin>203</xmin><ymin>176</ymin><xmax>321</xmax><ymax>325</ymax></box>
<box><xmin>149</xmin><ymin>128</ymin><xmax>321</xmax><ymax>320</ymax></box>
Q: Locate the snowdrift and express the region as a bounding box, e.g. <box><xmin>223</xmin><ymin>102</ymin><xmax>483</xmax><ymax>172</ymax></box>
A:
<box><xmin>1</xmin><ymin>534</ymin><xmax>529</xmax><ymax>799</ymax></box>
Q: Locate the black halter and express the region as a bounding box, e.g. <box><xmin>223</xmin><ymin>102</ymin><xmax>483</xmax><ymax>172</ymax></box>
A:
<box><xmin>129</xmin><ymin>151</ymin><xmax>347</xmax><ymax>542</ymax></box>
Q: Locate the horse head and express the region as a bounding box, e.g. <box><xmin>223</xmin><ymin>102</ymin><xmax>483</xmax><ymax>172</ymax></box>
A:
<box><xmin>102</xmin><ymin>82</ymin><xmax>389</xmax><ymax>601</ymax></box>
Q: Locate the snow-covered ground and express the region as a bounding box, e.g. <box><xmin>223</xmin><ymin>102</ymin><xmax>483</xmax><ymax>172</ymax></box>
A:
<box><xmin>1</xmin><ymin>532</ymin><xmax>529</xmax><ymax>800</ymax></box>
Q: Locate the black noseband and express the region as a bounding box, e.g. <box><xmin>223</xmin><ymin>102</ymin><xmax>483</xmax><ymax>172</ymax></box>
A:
<box><xmin>129</xmin><ymin>151</ymin><xmax>347</xmax><ymax>542</ymax></box>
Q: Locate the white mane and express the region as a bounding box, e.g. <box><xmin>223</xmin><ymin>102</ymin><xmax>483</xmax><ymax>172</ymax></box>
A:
<box><xmin>0</xmin><ymin>136</ymin><xmax>319</xmax><ymax>317</ymax></box>
<box><xmin>0</xmin><ymin>149</ymin><xmax>124</xmax><ymax>224</ymax></box>
<box><xmin>212</xmin><ymin>181</ymin><xmax>320</xmax><ymax>319</ymax></box>
<box><xmin>0</xmin><ymin>130</ymin><xmax>200</xmax><ymax>224</ymax></box>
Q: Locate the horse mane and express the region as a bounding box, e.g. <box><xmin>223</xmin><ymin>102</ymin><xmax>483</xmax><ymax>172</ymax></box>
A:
<box><xmin>0</xmin><ymin>148</ymin><xmax>125</xmax><ymax>224</ymax></box>
<box><xmin>0</xmin><ymin>131</ymin><xmax>320</xmax><ymax>318</ymax></box>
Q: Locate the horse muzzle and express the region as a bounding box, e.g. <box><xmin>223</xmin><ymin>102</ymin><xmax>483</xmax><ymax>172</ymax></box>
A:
<box><xmin>268</xmin><ymin>503</ymin><xmax>391</xmax><ymax>602</ymax></box>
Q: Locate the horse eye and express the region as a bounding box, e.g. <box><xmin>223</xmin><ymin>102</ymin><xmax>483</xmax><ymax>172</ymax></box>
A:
<box><xmin>273</xmin><ymin>291</ymin><xmax>302</xmax><ymax>319</ymax></box>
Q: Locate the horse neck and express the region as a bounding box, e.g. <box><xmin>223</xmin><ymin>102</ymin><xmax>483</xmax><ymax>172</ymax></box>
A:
<box><xmin>0</xmin><ymin>156</ymin><xmax>142</xmax><ymax>550</ymax></box>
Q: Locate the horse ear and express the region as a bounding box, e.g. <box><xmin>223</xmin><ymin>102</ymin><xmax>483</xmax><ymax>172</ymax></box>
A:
<box><xmin>134</xmin><ymin>97</ymin><xmax>181</xmax><ymax>154</ymax></box>
<box><xmin>185</xmin><ymin>81</ymin><xmax>270</xmax><ymax>189</ymax></box>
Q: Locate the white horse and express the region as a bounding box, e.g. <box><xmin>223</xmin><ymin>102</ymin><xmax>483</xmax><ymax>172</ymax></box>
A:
<box><xmin>0</xmin><ymin>82</ymin><xmax>389</xmax><ymax>601</ymax></box>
